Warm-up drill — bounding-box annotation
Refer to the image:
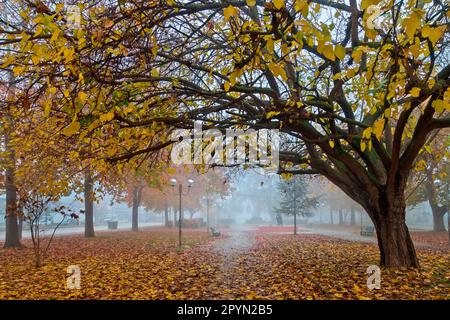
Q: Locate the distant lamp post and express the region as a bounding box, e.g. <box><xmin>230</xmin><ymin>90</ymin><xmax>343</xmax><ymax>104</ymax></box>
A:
<box><xmin>170</xmin><ymin>178</ymin><xmax>194</xmax><ymax>249</ymax></box>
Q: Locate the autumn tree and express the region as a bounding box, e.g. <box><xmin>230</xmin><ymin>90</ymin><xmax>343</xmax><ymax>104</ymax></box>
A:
<box><xmin>274</xmin><ymin>176</ymin><xmax>319</xmax><ymax>234</ymax></box>
<box><xmin>406</xmin><ymin>130</ymin><xmax>449</xmax><ymax>232</ymax></box>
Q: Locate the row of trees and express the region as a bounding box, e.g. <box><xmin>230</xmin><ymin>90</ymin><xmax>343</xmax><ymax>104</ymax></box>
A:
<box><xmin>0</xmin><ymin>0</ymin><xmax>449</xmax><ymax>268</ymax></box>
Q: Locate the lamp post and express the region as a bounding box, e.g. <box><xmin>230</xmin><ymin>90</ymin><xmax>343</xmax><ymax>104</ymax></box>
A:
<box><xmin>170</xmin><ymin>178</ymin><xmax>194</xmax><ymax>249</ymax></box>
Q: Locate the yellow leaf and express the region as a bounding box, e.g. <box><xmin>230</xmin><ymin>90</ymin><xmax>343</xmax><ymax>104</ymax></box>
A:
<box><xmin>361</xmin><ymin>141</ymin><xmax>367</xmax><ymax>152</ymax></box>
<box><xmin>273</xmin><ymin>0</ymin><xmax>285</xmax><ymax>10</ymax></box>
<box><xmin>100</xmin><ymin>111</ymin><xmax>115</xmax><ymax>122</ymax></box>
<box><xmin>404</xmin><ymin>12</ymin><xmax>421</xmax><ymax>38</ymax></box>
<box><xmin>224</xmin><ymin>81</ymin><xmax>231</xmax><ymax>92</ymax></box>
<box><xmin>151</xmin><ymin>69</ymin><xmax>160</xmax><ymax>77</ymax></box>
<box><xmin>246</xmin><ymin>0</ymin><xmax>256</xmax><ymax>6</ymax></box>
<box><xmin>50</xmin><ymin>29</ymin><xmax>61</xmax><ymax>42</ymax></box>
<box><xmin>166</xmin><ymin>168</ymin><xmax>177</xmax><ymax>175</ymax></box>
<box><xmin>62</xmin><ymin>121</ymin><xmax>80</xmax><ymax>137</ymax></box>
<box><xmin>334</xmin><ymin>45</ymin><xmax>346</xmax><ymax>60</ymax></box>
<box><xmin>422</xmin><ymin>25</ymin><xmax>446</xmax><ymax>45</ymax></box>
<box><xmin>224</xmin><ymin>5</ymin><xmax>238</xmax><ymax>21</ymax></box>
<box><xmin>43</xmin><ymin>101</ymin><xmax>51</xmax><ymax>117</ymax></box>
<box><xmin>361</xmin><ymin>0</ymin><xmax>382</xmax><ymax>10</ymax></box>
<box><xmin>329</xmin><ymin>140</ymin><xmax>335</xmax><ymax>148</ymax></box>
<box><xmin>281</xmin><ymin>172</ymin><xmax>293</xmax><ymax>180</ymax></box>
<box><xmin>432</xmin><ymin>99</ymin><xmax>446</xmax><ymax>113</ymax></box>
<box><xmin>266</xmin><ymin>111</ymin><xmax>281</xmax><ymax>119</ymax></box>
<box><xmin>295</xmin><ymin>0</ymin><xmax>309</xmax><ymax>16</ymax></box>
<box><xmin>373</xmin><ymin>118</ymin><xmax>385</xmax><ymax>140</ymax></box>
<box><xmin>317</xmin><ymin>41</ymin><xmax>335</xmax><ymax>61</ymax></box>
<box><xmin>13</xmin><ymin>66</ymin><xmax>25</xmax><ymax>76</ymax></box>
<box><xmin>78</xmin><ymin>91</ymin><xmax>88</xmax><ymax>103</ymax></box>
<box><xmin>409</xmin><ymin>87</ymin><xmax>421</xmax><ymax>97</ymax></box>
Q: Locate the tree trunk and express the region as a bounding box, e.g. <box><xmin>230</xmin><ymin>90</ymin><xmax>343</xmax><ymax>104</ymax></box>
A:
<box><xmin>84</xmin><ymin>170</ymin><xmax>95</xmax><ymax>238</ymax></box>
<box><xmin>330</xmin><ymin>209</ymin><xmax>333</xmax><ymax>224</ymax></box>
<box><xmin>132</xmin><ymin>186</ymin><xmax>142</xmax><ymax>232</ymax></box>
<box><xmin>339</xmin><ymin>209</ymin><xmax>344</xmax><ymax>225</ymax></box>
<box><xmin>206</xmin><ymin>197</ymin><xmax>210</xmax><ymax>232</ymax></box>
<box><xmin>4</xmin><ymin>164</ymin><xmax>21</xmax><ymax>247</ymax></box>
<box><xmin>18</xmin><ymin>217</ymin><xmax>23</xmax><ymax>240</ymax></box>
<box><xmin>3</xmin><ymin>72</ymin><xmax>21</xmax><ymax>248</ymax></box>
<box><xmin>350</xmin><ymin>207</ymin><xmax>356</xmax><ymax>226</ymax></box>
<box><xmin>294</xmin><ymin>213</ymin><xmax>297</xmax><ymax>235</ymax></box>
<box><xmin>425</xmin><ymin>177</ymin><xmax>447</xmax><ymax>232</ymax></box>
<box><xmin>164</xmin><ymin>199</ymin><xmax>170</xmax><ymax>227</ymax></box>
<box><xmin>370</xmin><ymin>193</ymin><xmax>419</xmax><ymax>268</ymax></box>
<box><xmin>431</xmin><ymin>207</ymin><xmax>446</xmax><ymax>232</ymax></box>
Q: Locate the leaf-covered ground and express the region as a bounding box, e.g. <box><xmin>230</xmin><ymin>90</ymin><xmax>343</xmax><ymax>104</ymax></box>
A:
<box><xmin>0</xmin><ymin>227</ymin><xmax>448</xmax><ymax>300</ymax></box>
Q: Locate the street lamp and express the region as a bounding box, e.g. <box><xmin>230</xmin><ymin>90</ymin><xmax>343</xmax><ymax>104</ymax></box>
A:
<box><xmin>170</xmin><ymin>178</ymin><xmax>194</xmax><ymax>249</ymax></box>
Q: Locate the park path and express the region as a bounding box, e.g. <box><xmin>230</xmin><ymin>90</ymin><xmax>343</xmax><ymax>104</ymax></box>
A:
<box><xmin>202</xmin><ymin>225</ymin><xmax>257</xmax><ymax>298</ymax></box>
<box><xmin>212</xmin><ymin>225</ymin><xmax>256</xmax><ymax>270</ymax></box>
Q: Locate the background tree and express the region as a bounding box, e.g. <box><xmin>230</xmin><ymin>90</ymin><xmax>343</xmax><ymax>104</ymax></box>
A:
<box><xmin>406</xmin><ymin>130</ymin><xmax>449</xmax><ymax>231</ymax></box>
<box><xmin>16</xmin><ymin>191</ymin><xmax>80</xmax><ymax>268</ymax></box>
<box><xmin>274</xmin><ymin>176</ymin><xmax>320</xmax><ymax>234</ymax></box>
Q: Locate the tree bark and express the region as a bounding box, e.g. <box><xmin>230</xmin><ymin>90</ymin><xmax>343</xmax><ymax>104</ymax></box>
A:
<box><xmin>132</xmin><ymin>186</ymin><xmax>143</xmax><ymax>231</ymax></box>
<box><xmin>84</xmin><ymin>170</ymin><xmax>95</xmax><ymax>238</ymax></box>
<box><xmin>370</xmin><ymin>193</ymin><xmax>419</xmax><ymax>268</ymax></box>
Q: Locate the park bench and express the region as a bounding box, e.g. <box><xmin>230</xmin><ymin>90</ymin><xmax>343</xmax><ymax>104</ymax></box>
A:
<box><xmin>210</xmin><ymin>227</ymin><xmax>221</xmax><ymax>237</ymax></box>
<box><xmin>360</xmin><ymin>226</ymin><xmax>375</xmax><ymax>236</ymax></box>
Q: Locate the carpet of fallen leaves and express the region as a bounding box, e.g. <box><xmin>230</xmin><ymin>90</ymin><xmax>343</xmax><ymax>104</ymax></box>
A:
<box><xmin>0</xmin><ymin>227</ymin><xmax>448</xmax><ymax>300</ymax></box>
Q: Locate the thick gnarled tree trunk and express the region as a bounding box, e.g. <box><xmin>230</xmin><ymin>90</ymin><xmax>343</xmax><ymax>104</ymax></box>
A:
<box><xmin>369</xmin><ymin>192</ymin><xmax>419</xmax><ymax>268</ymax></box>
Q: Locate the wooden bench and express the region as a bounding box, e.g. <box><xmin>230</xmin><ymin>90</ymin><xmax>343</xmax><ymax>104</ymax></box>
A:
<box><xmin>360</xmin><ymin>226</ymin><xmax>375</xmax><ymax>236</ymax></box>
<box><xmin>210</xmin><ymin>227</ymin><xmax>221</xmax><ymax>237</ymax></box>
